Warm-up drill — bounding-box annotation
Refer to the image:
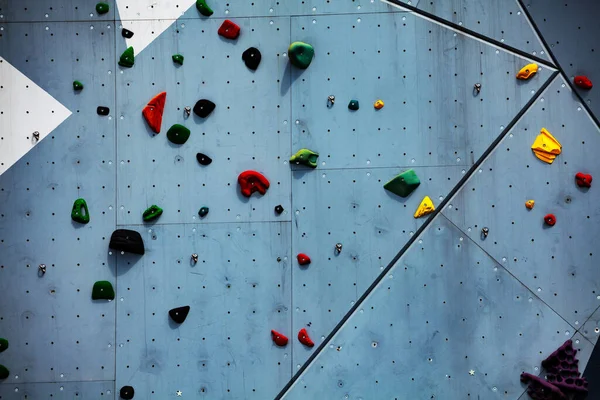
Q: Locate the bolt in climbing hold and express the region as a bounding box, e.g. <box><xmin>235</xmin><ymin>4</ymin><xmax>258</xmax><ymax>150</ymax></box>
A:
<box><xmin>184</xmin><ymin>106</ymin><xmax>191</xmax><ymax>117</ymax></box>
<box><xmin>271</xmin><ymin>330</ymin><xmax>289</xmax><ymax>347</ymax></box>
<box><xmin>196</xmin><ymin>0</ymin><xmax>214</xmax><ymax>16</ymax></box>
<box><xmin>0</xmin><ymin>338</ymin><xmax>7</xmax><ymax>353</ymax></box>
<box><xmin>275</xmin><ymin>205</ymin><xmax>284</xmax><ymax>214</ymax></box>
<box><xmin>574</xmin><ymin>75</ymin><xmax>593</xmax><ymax>90</ymax></box>
<box><xmin>242</xmin><ymin>47</ymin><xmax>262</xmax><ymax>70</ymax></box>
<box><xmin>191</xmin><ymin>254</ymin><xmax>199</xmax><ymax>264</ymax></box>
<box><xmin>97</xmin><ymin>106</ymin><xmax>110</xmax><ymax>116</ymax></box>
<box><xmin>121</xmin><ymin>28</ymin><xmax>134</xmax><ymax>38</ymax></box>
<box><xmin>383</xmin><ymin>169</ymin><xmax>421</xmax><ymax>198</ymax></box>
<box><xmin>238</xmin><ymin>170</ymin><xmax>270</xmax><ymax>197</ymax></box>
<box><xmin>374</xmin><ymin>99</ymin><xmax>384</xmax><ymax>110</ymax></box>
<box><xmin>198</xmin><ymin>207</ymin><xmax>209</xmax><ymax>217</ymax></box>
<box><xmin>288</xmin><ymin>42</ymin><xmax>314</xmax><ymax>69</ymax></box>
<box><xmin>335</xmin><ymin>243</ymin><xmax>343</xmax><ymax>254</ymax></box>
<box><xmin>73</xmin><ymin>80</ymin><xmax>84</xmax><ymax>91</ymax></box>
<box><xmin>92</xmin><ymin>280</ymin><xmax>115</xmax><ymax>300</ymax></box>
<box><xmin>531</xmin><ymin>128</ymin><xmax>561</xmax><ymax>164</ymax></box>
<box><xmin>525</xmin><ymin>200</ymin><xmax>535</xmax><ymax>210</ymax></box>
<box><xmin>297</xmin><ymin>253</ymin><xmax>311</xmax><ymax>266</ymax></box>
<box><xmin>193</xmin><ymin>99</ymin><xmax>216</xmax><ymax>118</ymax></box>
<box><xmin>473</xmin><ymin>83</ymin><xmax>481</xmax><ymax>95</ymax></box>
<box><xmin>172</xmin><ymin>54</ymin><xmax>184</xmax><ymax>65</ymax></box>
<box><xmin>142</xmin><ymin>92</ymin><xmax>166</xmax><ymax>133</ymax></box>
<box><xmin>95</xmin><ymin>2</ymin><xmax>109</xmax><ymax>14</ymax></box>
<box><xmin>575</xmin><ymin>172</ymin><xmax>592</xmax><ymax>188</ymax></box>
<box><xmin>38</xmin><ymin>264</ymin><xmax>46</xmax><ymax>276</ymax></box>
<box><xmin>143</xmin><ymin>205</ymin><xmax>163</xmax><ymax>222</ymax></box>
<box><xmin>298</xmin><ymin>328</ymin><xmax>315</xmax><ymax>347</ymax></box>
<box><xmin>120</xmin><ymin>386</ymin><xmax>135</xmax><ymax>399</ymax></box>
<box><xmin>414</xmin><ymin>196</ymin><xmax>435</xmax><ymax>218</ymax></box>
<box><xmin>516</xmin><ymin>63</ymin><xmax>538</xmax><ymax>80</ymax></box>
<box><xmin>218</xmin><ymin>20</ymin><xmax>241</xmax><ymax>40</ymax></box>
<box><xmin>167</xmin><ymin>124</ymin><xmax>191</xmax><ymax>145</ymax></box>
<box><xmin>118</xmin><ymin>46</ymin><xmax>135</xmax><ymax>68</ymax></box>
<box><xmin>290</xmin><ymin>148</ymin><xmax>319</xmax><ymax>168</ymax></box>
<box><xmin>0</xmin><ymin>365</ymin><xmax>9</xmax><ymax>380</ymax></box>
<box><xmin>169</xmin><ymin>306</ymin><xmax>190</xmax><ymax>324</ymax></box>
<box><xmin>348</xmin><ymin>100</ymin><xmax>359</xmax><ymax>111</ymax></box>
<box><xmin>32</xmin><ymin>131</ymin><xmax>40</xmax><ymax>142</ymax></box>
<box><xmin>109</xmin><ymin>229</ymin><xmax>145</xmax><ymax>255</ymax></box>
<box><xmin>327</xmin><ymin>95</ymin><xmax>335</xmax><ymax>106</ymax></box>
<box><xmin>544</xmin><ymin>213</ymin><xmax>556</xmax><ymax>226</ymax></box>
<box><xmin>481</xmin><ymin>227</ymin><xmax>489</xmax><ymax>239</ymax></box>
<box><xmin>71</xmin><ymin>198</ymin><xmax>90</xmax><ymax>224</ymax></box>
<box><xmin>196</xmin><ymin>153</ymin><xmax>212</xmax><ymax>166</ymax></box>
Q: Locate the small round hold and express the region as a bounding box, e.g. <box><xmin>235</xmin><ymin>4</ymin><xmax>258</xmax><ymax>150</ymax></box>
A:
<box><xmin>242</xmin><ymin>47</ymin><xmax>262</xmax><ymax>70</ymax></box>
<box><xmin>191</xmin><ymin>253</ymin><xmax>199</xmax><ymax>263</ymax></box>
<box><xmin>335</xmin><ymin>243</ymin><xmax>343</xmax><ymax>253</ymax></box>
<box><xmin>275</xmin><ymin>205</ymin><xmax>284</xmax><ymax>215</ymax></box>
<box><xmin>544</xmin><ymin>214</ymin><xmax>556</xmax><ymax>226</ymax></box>
<box><xmin>481</xmin><ymin>227</ymin><xmax>489</xmax><ymax>239</ymax></box>
<box><xmin>120</xmin><ymin>385</ymin><xmax>135</xmax><ymax>399</ymax></box>
<box><xmin>198</xmin><ymin>207</ymin><xmax>209</xmax><ymax>218</ymax></box>
<box><xmin>373</xmin><ymin>99</ymin><xmax>384</xmax><ymax>110</ymax></box>
<box><xmin>196</xmin><ymin>153</ymin><xmax>212</xmax><ymax>166</ymax></box>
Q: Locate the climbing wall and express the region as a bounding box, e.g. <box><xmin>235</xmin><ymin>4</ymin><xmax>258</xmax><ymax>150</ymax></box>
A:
<box><xmin>0</xmin><ymin>1</ymin><xmax>599</xmax><ymax>400</ymax></box>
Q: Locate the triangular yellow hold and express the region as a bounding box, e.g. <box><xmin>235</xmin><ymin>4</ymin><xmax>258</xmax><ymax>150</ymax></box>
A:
<box><xmin>414</xmin><ymin>196</ymin><xmax>435</xmax><ymax>218</ymax></box>
<box><xmin>531</xmin><ymin>128</ymin><xmax>561</xmax><ymax>164</ymax></box>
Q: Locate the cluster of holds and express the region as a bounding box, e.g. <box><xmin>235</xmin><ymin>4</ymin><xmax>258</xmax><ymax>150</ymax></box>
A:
<box><xmin>0</xmin><ymin>337</ymin><xmax>8</xmax><ymax>380</ymax></box>
<box><xmin>382</xmin><ymin>169</ymin><xmax>435</xmax><ymax>219</ymax></box>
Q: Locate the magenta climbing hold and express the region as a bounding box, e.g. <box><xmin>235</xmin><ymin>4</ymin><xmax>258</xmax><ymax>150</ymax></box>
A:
<box><xmin>218</xmin><ymin>20</ymin><xmax>240</xmax><ymax>40</ymax></box>
<box><xmin>297</xmin><ymin>253</ymin><xmax>311</xmax><ymax>266</ymax></box>
<box><xmin>238</xmin><ymin>170</ymin><xmax>270</xmax><ymax>197</ymax></box>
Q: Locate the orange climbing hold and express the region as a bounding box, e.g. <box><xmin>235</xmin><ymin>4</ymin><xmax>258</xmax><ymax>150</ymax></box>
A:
<box><xmin>298</xmin><ymin>328</ymin><xmax>314</xmax><ymax>347</ymax></box>
<box><xmin>516</xmin><ymin>63</ymin><xmax>538</xmax><ymax>80</ymax></box>
<box><xmin>237</xmin><ymin>170</ymin><xmax>270</xmax><ymax>197</ymax></box>
<box><xmin>142</xmin><ymin>92</ymin><xmax>166</xmax><ymax>133</ymax></box>
<box><xmin>525</xmin><ymin>200</ymin><xmax>535</xmax><ymax>210</ymax></box>
<box><xmin>271</xmin><ymin>330</ymin><xmax>289</xmax><ymax>347</ymax></box>
<box><xmin>531</xmin><ymin>128</ymin><xmax>561</xmax><ymax>164</ymax></box>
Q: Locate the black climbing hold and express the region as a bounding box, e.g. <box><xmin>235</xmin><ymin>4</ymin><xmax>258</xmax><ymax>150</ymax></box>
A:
<box><xmin>121</xmin><ymin>28</ymin><xmax>134</xmax><ymax>38</ymax></box>
<box><xmin>97</xmin><ymin>106</ymin><xmax>110</xmax><ymax>116</ymax></box>
<box><xmin>169</xmin><ymin>306</ymin><xmax>190</xmax><ymax>324</ymax></box>
<box><xmin>275</xmin><ymin>205</ymin><xmax>284</xmax><ymax>215</ymax></box>
<box><xmin>242</xmin><ymin>47</ymin><xmax>262</xmax><ymax>70</ymax></box>
<box><xmin>193</xmin><ymin>99</ymin><xmax>215</xmax><ymax>118</ymax></box>
<box><xmin>0</xmin><ymin>365</ymin><xmax>8</xmax><ymax>380</ymax></box>
<box><xmin>109</xmin><ymin>229</ymin><xmax>145</xmax><ymax>255</ymax></box>
<box><xmin>196</xmin><ymin>153</ymin><xmax>212</xmax><ymax>166</ymax></box>
<box><xmin>198</xmin><ymin>207</ymin><xmax>209</xmax><ymax>217</ymax></box>
<box><xmin>120</xmin><ymin>385</ymin><xmax>135</xmax><ymax>399</ymax></box>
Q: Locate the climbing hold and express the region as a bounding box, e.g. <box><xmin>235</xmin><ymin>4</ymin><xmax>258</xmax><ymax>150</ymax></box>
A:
<box><xmin>525</xmin><ymin>200</ymin><xmax>535</xmax><ymax>210</ymax></box>
<box><xmin>348</xmin><ymin>100</ymin><xmax>359</xmax><ymax>111</ymax></box>
<box><xmin>92</xmin><ymin>280</ymin><xmax>115</xmax><ymax>300</ymax></box>
<box><xmin>238</xmin><ymin>170</ymin><xmax>270</xmax><ymax>197</ymax></box>
<box><xmin>32</xmin><ymin>131</ymin><xmax>40</xmax><ymax>142</ymax></box>
<box><xmin>271</xmin><ymin>330</ymin><xmax>289</xmax><ymax>347</ymax></box>
<box><xmin>297</xmin><ymin>253</ymin><xmax>311</xmax><ymax>266</ymax></box>
<box><xmin>167</xmin><ymin>124</ymin><xmax>191</xmax><ymax>145</ymax></box>
<box><xmin>327</xmin><ymin>95</ymin><xmax>335</xmax><ymax>107</ymax></box>
<box><xmin>275</xmin><ymin>205</ymin><xmax>284</xmax><ymax>214</ymax></box>
<box><xmin>95</xmin><ymin>2</ymin><xmax>109</xmax><ymax>14</ymax></box>
<box><xmin>142</xmin><ymin>92</ymin><xmax>167</xmax><ymax>134</ymax></box>
<box><xmin>198</xmin><ymin>207</ymin><xmax>209</xmax><ymax>217</ymax></box>
<box><xmin>38</xmin><ymin>264</ymin><xmax>46</xmax><ymax>276</ymax></box>
<box><xmin>298</xmin><ymin>328</ymin><xmax>314</xmax><ymax>347</ymax></box>
<box><xmin>0</xmin><ymin>338</ymin><xmax>8</xmax><ymax>353</ymax></box>
<box><xmin>169</xmin><ymin>306</ymin><xmax>190</xmax><ymax>324</ymax></box>
<box><xmin>481</xmin><ymin>227</ymin><xmax>489</xmax><ymax>239</ymax></box>
<box><xmin>544</xmin><ymin>213</ymin><xmax>556</xmax><ymax>226</ymax></box>
<box><xmin>520</xmin><ymin>373</ymin><xmax>566</xmax><ymax>400</ymax></box>
<box><xmin>73</xmin><ymin>80</ymin><xmax>84</xmax><ymax>91</ymax></box>
<box><xmin>121</xmin><ymin>28</ymin><xmax>134</xmax><ymax>39</ymax></box>
<box><xmin>196</xmin><ymin>153</ymin><xmax>212</xmax><ymax>166</ymax></box>
<box><xmin>193</xmin><ymin>99</ymin><xmax>216</xmax><ymax>118</ymax></box>
<box><xmin>184</xmin><ymin>107</ymin><xmax>191</xmax><ymax>117</ymax></box>
<box><xmin>71</xmin><ymin>198</ymin><xmax>90</xmax><ymax>224</ymax></box>
<box><xmin>120</xmin><ymin>386</ymin><xmax>135</xmax><ymax>399</ymax></box>
<box><xmin>191</xmin><ymin>253</ymin><xmax>199</xmax><ymax>264</ymax></box>
<box><xmin>414</xmin><ymin>196</ymin><xmax>435</xmax><ymax>218</ymax></box>
<box><xmin>288</xmin><ymin>42</ymin><xmax>314</xmax><ymax>69</ymax></box>
<box><xmin>196</xmin><ymin>0</ymin><xmax>214</xmax><ymax>16</ymax></box>
<box><xmin>109</xmin><ymin>229</ymin><xmax>145</xmax><ymax>255</ymax></box>
<box><xmin>0</xmin><ymin>365</ymin><xmax>9</xmax><ymax>380</ymax></box>
<box><xmin>218</xmin><ymin>20</ymin><xmax>241</xmax><ymax>40</ymax></box>
<box><xmin>383</xmin><ymin>169</ymin><xmax>421</xmax><ymax>198</ymax></box>
<box><xmin>118</xmin><ymin>46</ymin><xmax>135</xmax><ymax>68</ymax></box>
<box><xmin>172</xmin><ymin>54</ymin><xmax>184</xmax><ymax>65</ymax></box>
<box><xmin>473</xmin><ymin>83</ymin><xmax>481</xmax><ymax>95</ymax></box>
<box><xmin>575</xmin><ymin>172</ymin><xmax>592</xmax><ymax>188</ymax></box>
<box><xmin>97</xmin><ymin>106</ymin><xmax>110</xmax><ymax>116</ymax></box>
<box><xmin>531</xmin><ymin>128</ymin><xmax>561</xmax><ymax>164</ymax></box>
<box><xmin>541</xmin><ymin>339</ymin><xmax>588</xmax><ymax>395</ymax></box>
<box><xmin>142</xmin><ymin>205</ymin><xmax>163</xmax><ymax>222</ymax></box>
<box><xmin>574</xmin><ymin>75</ymin><xmax>593</xmax><ymax>90</ymax></box>
<box><xmin>335</xmin><ymin>243</ymin><xmax>343</xmax><ymax>254</ymax></box>
<box><xmin>290</xmin><ymin>148</ymin><xmax>319</xmax><ymax>168</ymax></box>
<box><xmin>374</xmin><ymin>99</ymin><xmax>384</xmax><ymax>110</ymax></box>
<box><xmin>516</xmin><ymin>63</ymin><xmax>538</xmax><ymax>80</ymax></box>
<box><xmin>242</xmin><ymin>47</ymin><xmax>262</xmax><ymax>70</ymax></box>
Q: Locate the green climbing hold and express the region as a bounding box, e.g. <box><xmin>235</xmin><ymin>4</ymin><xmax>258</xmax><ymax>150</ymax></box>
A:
<box><xmin>383</xmin><ymin>169</ymin><xmax>421</xmax><ymax>198</ymax></box>
<box><xmin>167</xmin><ymin>124</ymin><xmax>190</xmax><ymax>145</ymax></box>
<box><xmin>143</xmin><ymin>205</ymin><xmax>163</xmax><ymax>222</ymax></box>
<box><xmin>0</xmin><ymin>365</ymin><xmax>8</xmax><ymax>380</ymax></box>
<box><xmin>290</xmin><ymin>148</ymin><xmax>319</xmax><ymax>168</ymax></box>
<box><xmin>92</xmin><ymin>281</ymin><xmax>115</xmax><ymax>300</ymax></box>
<box><xmin>348</xmin><ymin>100</ymin><xmax>359</xmax><ymax>111</ymax></box>
<box><xmin>198</xmin><ymin>207</ymin><xmax>209</xmax><ymax>217</ymax></box>
<box><xmin>172</xmin><ymin>54</ymin><xmax>184</xmax><ymax>65</ymax></box>
<box><xmin>0</xmin><ymin>338</ymin><xmax>8</xmax><ymax>353</ymax></box>
<box><xmin>95</xmin><ymin>2</ymin><xmax>109</xmax><ymax>14</ymax></box>
<box><xmin>71</xmin><ymin>198</ymin><xmax>90</xmax><ymax>224</ymax></box>
<box><xmin>73</xmin><ymin>81</ymin><xmax>84</xmax><ymax>91</ymax></box>
<box><xmin>118</xmin><ymin>46</ymin><xmax>135</xmax><ymax>68</ymax></box>
<box><xmin>288</xmin><ymin>42</ymin><xmax>314</xmax><ymax>69</ymax></box>
<box><xmin>196</xmin><ymin>0</ymin><xmax>214</xmax><ymax>16</ymax></box>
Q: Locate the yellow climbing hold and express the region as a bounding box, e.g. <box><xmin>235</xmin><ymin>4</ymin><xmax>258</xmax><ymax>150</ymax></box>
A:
<box><xmin>525</xmin><ymin>200</ymin><xmax>535</xmax><ymax>209</ymax></box>
<box><xmin>531</xmin><ymin>128</ymin><xmax>561</xmax><ymax>164</ymax></box>
<box><xmin>374</xmin><ymin>99</ymin><xmax>384</xmax><ymax>110</ymax></box>
<box><xmin>516</xmin><ymin>63</ymin><xmax>538</xmax><ymax>80</ymax></box>
<box><xmin>414</xmin><ymin>196</ymin><xmax>435</xmax><ymax>218</ymax></box>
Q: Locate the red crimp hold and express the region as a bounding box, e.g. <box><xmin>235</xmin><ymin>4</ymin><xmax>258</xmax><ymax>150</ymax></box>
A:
<box><xmin>237</xmin><ymin>170</ymin><xmax>270</xmax><ymax>197</ymax></box>
<box><xmin>218</xmin><ymin>20</ymin><xmax>240</xmax><ymax>40</ymax></box>
<box><xmin>271</xmin><ymin>330</ymin><xmax>288</xmax><ymax>347</ymax></box>
<box><xmin>142</xmin><ymin>92</ymin><xmax>166</xmax><ymax>133</ymax></box>
<box><xmin>574</xmin><ymin>75</ymin><xmax>593</xmax><ymax>90</ymax></box>
<box><xmin>575</xmin><ymin>172</ymin><xmax>592</xmax><ymax>188</ymax></box>
<box><xmin>544</xmin><ymin>214</ymin><xmax>556</xmax><ymax>226</ymax></box>
<box><xmin>298</xmin><ymin>328</ymin><xmax>314</xmax><ymax>347</ymax></box>
<box><xmin>297</xmin><ymin>253</ymin><xmax>311</xmax><ymax>266</ymax></box>
<box><xmin>520</xmin><ymin>372</ymin><xmax>566</xmax><ymax>400</ymax></box>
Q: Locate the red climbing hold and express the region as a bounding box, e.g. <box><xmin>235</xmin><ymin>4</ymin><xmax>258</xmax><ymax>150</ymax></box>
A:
<box><xmin>574</xmin><ymin>75</ymin><xmax>593</xmax><ymax>90</ymax></box>
<box><xmin>271</xmin><ymin>330</ymin><xmax>289</xmax><ymax>347</ymax></box>
<box><xmin>297</xmin><ymin>253</ymin><xmax>311</xmax><ymax>266</ymax></box>
<box><xmin>218</xmin><ymin>20</ymin><xmax>240</xmax><ymax>40</ymax></box>
<box><xmin>142</xmin><ymin>92</ymin><xmax>166</xmax><ymax>133</ymax></box>
<box><xmin>544</xmin><ymin>214</ymin><xmax>556</xmax><ymax>226</ymax></box>
<box><xmin>237</xmin><ymin>170</ymin><xmax>270</xmax><ymax>197</ymax></box>
<box><xmin>575</xmin><ymin>172</ymin><xmax>592</xmax><ymax>188</ymax></box>
<box><xmin>298</xmin><ymin>328</ymin><xmax>314</xmax><ymax>347</ymax></box>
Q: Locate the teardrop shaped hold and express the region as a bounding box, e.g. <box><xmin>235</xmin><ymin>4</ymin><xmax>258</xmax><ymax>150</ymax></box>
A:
<box><xmin>0</xmin><ymin>338</ymin><xmax>8</xmax><ymax>353</ymax></box>
<box><xmin>120</xmin><ymin>386</ymin><xmax>135</xmax><ymax>400</ymax></box>
<box><xmin>242</xmin><ymin>47</ymin><xmax>262</xmax><ymax>70</ymax></box>
<box><xmin>218</xmin><ymin>20</ymin><xmax>241</xmax><ymax>40</ymax></box>
<box><xmin>121</xmin><ymin>28</ymin><xmax>134</xmax><ymax>38</ymax></box>
<box><xmin>169</xmin><ymin>306</ymin><xmax>190</xmax><ymax>324</ymax></box>
<box><xmin>193</xmin><ymin>99</ymin><xmax>215</xmax><ymax>118</ymax></box>
<box><xmin>73</xmin><ymin>80</ymin><xmax>84</xmax><ymax>91</ymax></box>
<box><xmin>92</xmin><ymin>280</ymin><xmax>115</xmax><ymax>300</ymax></box>
<box><xmin>198</xmin><ymin>207</ymin><xmax>209</xmax><ymax>217</ymax></box>
<box><xmin>95</xmin><ymin>2</ymin><xmax>109</xmax><ymax>14</ymax></box>
<box><xmin>109</xmin><ymin>229</ymin><xmax>145</xmax><ymax>255</ymax></box>
<box><xmin>298</xmin><ymin>328</ymin><xmax>314</xmax><ymax>347</ymax></box>
<box><xmin>297</xmin><ymin>253</ymin><xmax>311</xmax><ymax>266</ymax></box>
<box><xmin>196</xmin><ymin>153</ymin><xmax>212</xmax><ymax>166</ymax></box>
<box><xmin>383</xmin><ymin>169</ymin><xmax>420</xmax><ymax>198</ymax></box>
<box><xmin>574</xmin><ymin>75</ymin><xmax>593</xmax><ymax>90</ymax></box>
<box><xmin>71</xmin><ymin>198</ymin><xmax>90</xmax><ymax>224</ymax></box>
<box><xmin>142</xmin><ymin>92</ymin><xmax>167</xmax><ymax>133</ymax></box>
<box><xmin>288</xmin><ymin>42</ymin><xmax>314</xmax><ymax>69</ymax></box>
<box><xmin>167</xmin><ymin>124</ymin><xmax>191</xmax><ymax>145</ymax></box>
<box><xmin>196</xmin><ymin>0</ymin><xmax>214</xmax><ymax>16</ymax></box>
<box><xmin>118</xmin><ymin>46</ymin><xmax>135</xmax><ymax>68</ymax></box>
<box><xmin>143</xmin><ymin>205</ymin><xmax>163</xmax><ymax>222</ymax></box>
<box><xmin>290</xmin><ymin>148</ymin><xmax>319</xmax><ymax>168</ymax></box>
<box><xmin>0</xmin><ymin>365</ymin><xmax>9</xmax><ymax>380</ymax></box>
<box><xmin>172</xmin><ymin>54</ymin><xmax>184</xmax><ymax>65</ymax></box>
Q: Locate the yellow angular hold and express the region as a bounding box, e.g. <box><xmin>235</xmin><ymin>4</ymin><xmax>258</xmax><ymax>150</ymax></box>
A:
<box><xmin>531</xmin><ymin>128</ymin><xmax>561</xmax><ymax>164</ymax></box>
<box><xmin>516</xmin><ymin>63</ymin><xmax>539</xmax><ymax>80</ymax></box>
<box><xmin>374</xmin><ymin>99</ymin><xmax>384</xmax><ymax>110</ymax></box>
<box><xmin>525</xmin><ymin>200</ymin><xmax>535</xmax><ymax>210</ymax></box>
<box><xmin>414</xmin><ymin>196</ymin><xmax>435</xmax><ymax>218</ymax></box>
